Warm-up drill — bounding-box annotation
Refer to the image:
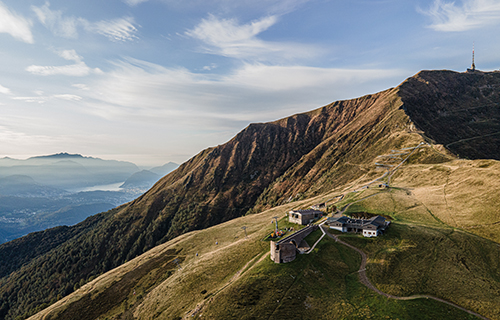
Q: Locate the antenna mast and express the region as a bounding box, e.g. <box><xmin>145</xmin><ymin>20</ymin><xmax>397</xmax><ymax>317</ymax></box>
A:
<box><xmin>471</xmin><ymin>42</ymin><xmax>475</xmax><ymax>71</ymax></box>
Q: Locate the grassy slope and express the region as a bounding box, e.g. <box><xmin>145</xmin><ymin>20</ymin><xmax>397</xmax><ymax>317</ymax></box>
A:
<box><xmin>30</xmin><ymin>156</ymin><xmax>500</xmax><ymax>320</ymax></box>
<box><xmin>393</xmin><ymin>159</ymin><xmax>500</xmax><ymax>242</ymax></box>
<box><xmin>202</xmin><ymin>235</ymin><xmax>479</xmax><ymax>320</ymax></box>
<box><xmin>335</xmin><ymin>159</ymin><xmax>500</xmax><ymax>319</ymax></box>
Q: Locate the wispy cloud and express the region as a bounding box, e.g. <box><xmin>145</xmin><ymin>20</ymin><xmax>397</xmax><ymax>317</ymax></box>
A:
<box><xmin>0</xmin><ymin>123</ymin><xmax>67</xmax><ymax>154</ymax></box>
<box><xmin>187</xmin><ymin>14</ymin><xmax>277</xmax><ymax>45</ymax></box>
<box><xmin>0</xmin><ymin>2</ymin><xmax>33</xmax><ymax>43</ymax></box>
<box><xmin>26</xmin><ymin>49</ymin><xmax>103</xmax><ymax>76</ymax></box>
<box><xmin>0</xmin><ymin>84</ymin><xmax>12</xmax><ymax>95</ymax></box>
<box><xmin>122</xmin><ymin>0</ymin><xmax>311</xmax><ymax>15</ymax></box>
<box><xmin>32</xmin><ymin>2</ymin><xmax>138</xmax><ymax>41</ymax></box>
<box><xmin>225</xmin><ymin>64</ymin><xmax>403</xmax><ymax>91</ymax></box>
<box><xmin>420</xmin><ymin>0</ymin><xmax>500</xmax><ymax>31</ymax></box>
<box><xmin>85</xmin><ymin>17</ymin><xmax>138</xmax><ymax>42</ymax></box>
<box><xmin>186</xmin><ymin>14</ymin><xmax>322</xmax><ymax>61</ymax></box>
<box><xmin>85</xmin><ymin>58</ymin><xmax>404</xmax><ymax>127</ymax></box>
<box><xmin>53</xmin><ymin>94</ymin><xmax>82</xmax><ymax>101</ymax></box>
<box><xmin>12</xmin><ymin>92</ymin><xmax>82</xmax><ymax>103</ymax></box>
<box><xmin>72</xmin><ymin>83</ymin><xmax>90</xmax><ymax>90</ymax></box>
<box><xmin>123</xmin><ymin>0</ymin><xmax>148</xmax><ymax>6</ymax></box>
<box><xmin>32</xmin><ymin>2</ymin><xmax>79</xmax><ymax>38</ymax></box>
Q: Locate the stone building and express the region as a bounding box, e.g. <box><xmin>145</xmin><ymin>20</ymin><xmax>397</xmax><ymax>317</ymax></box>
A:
<box><xmin>270</xmin><ymin>225</ymin><xmax>318</xmax><ymax>263</ymax></box>
<box><xmin>326</xmin><ymin>215</ymin><xmax>389</xmax><ymax>237</ymax></box>
<box><xmin>288</xmin><ymin>209</ymin><xmax>323</xmax><ymax>225</ymax></box>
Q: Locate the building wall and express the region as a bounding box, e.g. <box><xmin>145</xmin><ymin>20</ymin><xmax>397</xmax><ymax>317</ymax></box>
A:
<box><xmin>279</xmin><ymin>242</ymin><xmax>297</xmax><ymax>263</ymax></box>
<box><xmin>329</xmin><ymin>225</ymin><xmax>345</xmax><ymax>232</ymax></box>
<box><xmin>289</xmin><ymin>210</ymin><xmax>322</xmax><ymax>225</ymax></box>
<box><xmin>328</xmin><ymin>215</ymin><xmax>387</xmax><ymax>237</ymax></box>
<box><xmin>270</xmin><ymin>241</ymin><xmax>280</xmax><ymax>262</ymax></box>
<box><xmin>271</xmin><ymin>225</ymin><xmax>318</xmax><ymax>263</ymax></box>
<box><xmin>270</xmin><ymin>241</ymin><xmax>296</xmax><ymax>263</ymax></box>
<box><xmin>362</xmin><ymin>229</ymin><xmax>378</xmax><ymax>237</ymax></box>
<box><xmin>288</xmin><ymin>212</ymin><xmax>302</xmax><ymax>225</ymax></box>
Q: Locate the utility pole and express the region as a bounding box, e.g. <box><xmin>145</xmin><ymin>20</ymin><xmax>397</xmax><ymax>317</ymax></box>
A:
<box><xmin>272</xmin><ymin>216</ymin><xmax>279</xmax><ymax>234</ymax></box>
<box><xmin>173</xmin><ymin>258</ymin><xmax>182</xmax><ymax>270</ymax></box>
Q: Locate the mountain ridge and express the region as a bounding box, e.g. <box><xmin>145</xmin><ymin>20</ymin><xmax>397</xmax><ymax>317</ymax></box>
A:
<box><xmin>1</xmin><ymin>70</ymin><xmax>499</xmax><ymax>320</ymax></box>
<box><xmin>29</xmin><ymin>153</ymin><xmax>89</xmax><ymax>160</ymax></box>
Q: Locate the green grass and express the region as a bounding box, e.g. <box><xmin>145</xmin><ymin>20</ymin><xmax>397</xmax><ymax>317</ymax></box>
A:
<box><xmin>338</xmin><ymin>187</ymin><xmax>448</xmax><ymax>227</ymax></box>
<box><xmin>339</xmin><ymin>222</ymin><xmax>500</xmax><ymax>319</ymax></box>
<box><xmin>202</xmin><ymin>236</ymin><xmax>481</xmax><ymax>319</ymax></box>
<box><xmin>303</xmin><ymin>228</ymin><xmax>323</xmax><ymax>247</ymax></box>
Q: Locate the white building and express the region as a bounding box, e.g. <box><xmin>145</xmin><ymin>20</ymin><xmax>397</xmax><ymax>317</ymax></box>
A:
<box><xmin>326</xmin><ymin>215</ymin><xmax>389</xmax><ymax>237</ymax></box>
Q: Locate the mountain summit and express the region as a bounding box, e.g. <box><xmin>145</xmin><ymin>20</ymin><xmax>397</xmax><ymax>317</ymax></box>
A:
<box><xmin>29</xmin><ymin>153</ymin><xmax>87</xmax><ymax>159</ymax></box>
<box><xmin>398</xmin><ymin>70</ymin><xmax>500</xmax><ymax>159</ymax></box>
<box><xmin>0</xmin><ymin>70</ymin><xmax>499</xmax><ymax>320</ymax></box>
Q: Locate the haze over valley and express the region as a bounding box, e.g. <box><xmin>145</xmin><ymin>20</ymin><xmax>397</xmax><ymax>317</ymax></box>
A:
<box><xmin>0</xmin><ymin>153</ymin><xmax>178</xmax><ymax>243</ymax></box>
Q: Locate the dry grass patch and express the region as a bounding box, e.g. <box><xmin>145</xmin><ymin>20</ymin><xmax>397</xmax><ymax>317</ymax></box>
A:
<box><xmin>394</xmin><ymin>159</ymin><xmax>500</xmax><ymax>242</ymax></box>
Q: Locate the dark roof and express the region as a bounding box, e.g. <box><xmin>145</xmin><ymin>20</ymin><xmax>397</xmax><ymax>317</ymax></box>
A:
<box><xmin>368</xmin><ymin>215</ymin><xmax>386</xmax><ymax>227</ymax></box>
<box><xmin>290</xmin><ymin>209</ymin><xmax>322</xmax><ymax>216</ymax></box>
<box><xmin>326</xmin><ymin>216</ymin><xmax>349</xmax><ymax>224</ymax></box>
<box><xmin>327</xmin><ymin>215</ymin><xmax>387</xmax><ymax>230</ymax></box>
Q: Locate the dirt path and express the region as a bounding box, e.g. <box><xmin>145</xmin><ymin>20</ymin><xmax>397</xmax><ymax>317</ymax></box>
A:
<box><xmin>446</xmin><ymin>131</ymin><xmax>500</xmax><ymax>149</ymax></box>
<box><xmin>322</xmin><ymin>226</ymin><xmax>490</xmax><ymax>320</ymax></box>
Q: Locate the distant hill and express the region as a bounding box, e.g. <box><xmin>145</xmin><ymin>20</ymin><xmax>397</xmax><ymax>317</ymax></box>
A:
<box><xmin>28</xmin><ymin>153</ymin><xmax>88</xmax><ymax>160</ymax></box>
<box><xmin>119</xmin><ymin>170</ymin><xmax>161</xmax><ymax>190</ymax></box>
<box><xmin>0</xmin><ymin>193</ymin><xmax>120</xmax><ymax>244</ymax></box>
<box><xmin>0</xmin><ymin>153</ymin><xmax>139</xmax><ymax>190</ymax></box>
<box><xmin>149</xmin><ymin>162</ymin><xmax>179</xmax><ymax>176</ymax></box>
<box><xmin>119</xmin><ymin>162</ymin><xmax>179</xmax><ymax>190</ymax></box>
<box><xmin>0</xmin><ymin>154</ymin><xmax>145</xmax><ymax>246</ymax></box>
<box><xmin>1</xmin><ymin>70</ymin><xmax>500</xmax><ymax>320</ymax></box>
<box><xmin>0</xmin><ymin>175</ymin><xmax>67</xmax><ymax>197</ymax></box>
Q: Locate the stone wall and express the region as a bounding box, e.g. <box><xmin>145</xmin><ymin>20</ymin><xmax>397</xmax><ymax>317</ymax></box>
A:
<box><xmin>270</xmin><ymin>225</ymin><xmax>318</xmax><ymax>263</ymax></box>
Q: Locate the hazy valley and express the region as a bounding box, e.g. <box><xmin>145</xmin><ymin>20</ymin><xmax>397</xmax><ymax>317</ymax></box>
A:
<box><xmin>0</xmin><ymin>154</ymin><xmax>178</xmax><ymax>243</ymax></box>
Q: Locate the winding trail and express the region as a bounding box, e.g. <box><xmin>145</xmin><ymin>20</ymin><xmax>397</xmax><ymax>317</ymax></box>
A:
<box><xmin>322</xmin><ymin>226</ymin><xmax>490</xmax><ymax>320</ymax></box>
<box><xmin>446</xmin><ymin>131</ymin><xmax>500</xmax><ymax>149</ymax></box>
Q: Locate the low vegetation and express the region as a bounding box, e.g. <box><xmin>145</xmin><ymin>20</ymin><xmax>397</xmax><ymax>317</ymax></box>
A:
<box><xmin>2</xmin><ymin>70</ymin><xmax>500</xmax><ymax>320</ymax></box>
<box><xmin>339</xmin><ymin>222</ymin><xmax>500</xmax><ymax>319</ymax></box>
<box><xmin>29</xmin><ymin>175</ymin><xmax>500</xmax><ymax>319</ymax></box>
<box><xmin>203</xmin><ymin>236</ymin><xmax>480</xmax><ymax>320</ymax></box>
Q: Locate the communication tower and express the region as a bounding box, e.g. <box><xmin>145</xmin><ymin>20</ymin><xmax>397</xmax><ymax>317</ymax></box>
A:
<box><xmin>467</xmin><ymin>43</ymin><xmax>476</xmax><ymax>72</ymax></box>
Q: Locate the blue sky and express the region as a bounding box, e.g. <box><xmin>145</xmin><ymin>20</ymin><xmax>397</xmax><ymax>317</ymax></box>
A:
<box><xmin>1</xmin><ymin>0</ymin><xmax>499</xmax><ymax>167</ymax></box>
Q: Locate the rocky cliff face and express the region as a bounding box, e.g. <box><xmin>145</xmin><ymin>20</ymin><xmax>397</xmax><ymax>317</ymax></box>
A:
<box><xmin>1</xmin><ymin>70</ymin><xmax>499</xmax><ymax>320</ymax></box>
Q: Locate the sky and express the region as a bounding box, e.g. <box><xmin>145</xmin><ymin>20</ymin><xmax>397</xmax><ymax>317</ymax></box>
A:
<box><xmin>1</xmin><ymin>0</ymin><xmax>499</xmax><ymax>167</ymax></box>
